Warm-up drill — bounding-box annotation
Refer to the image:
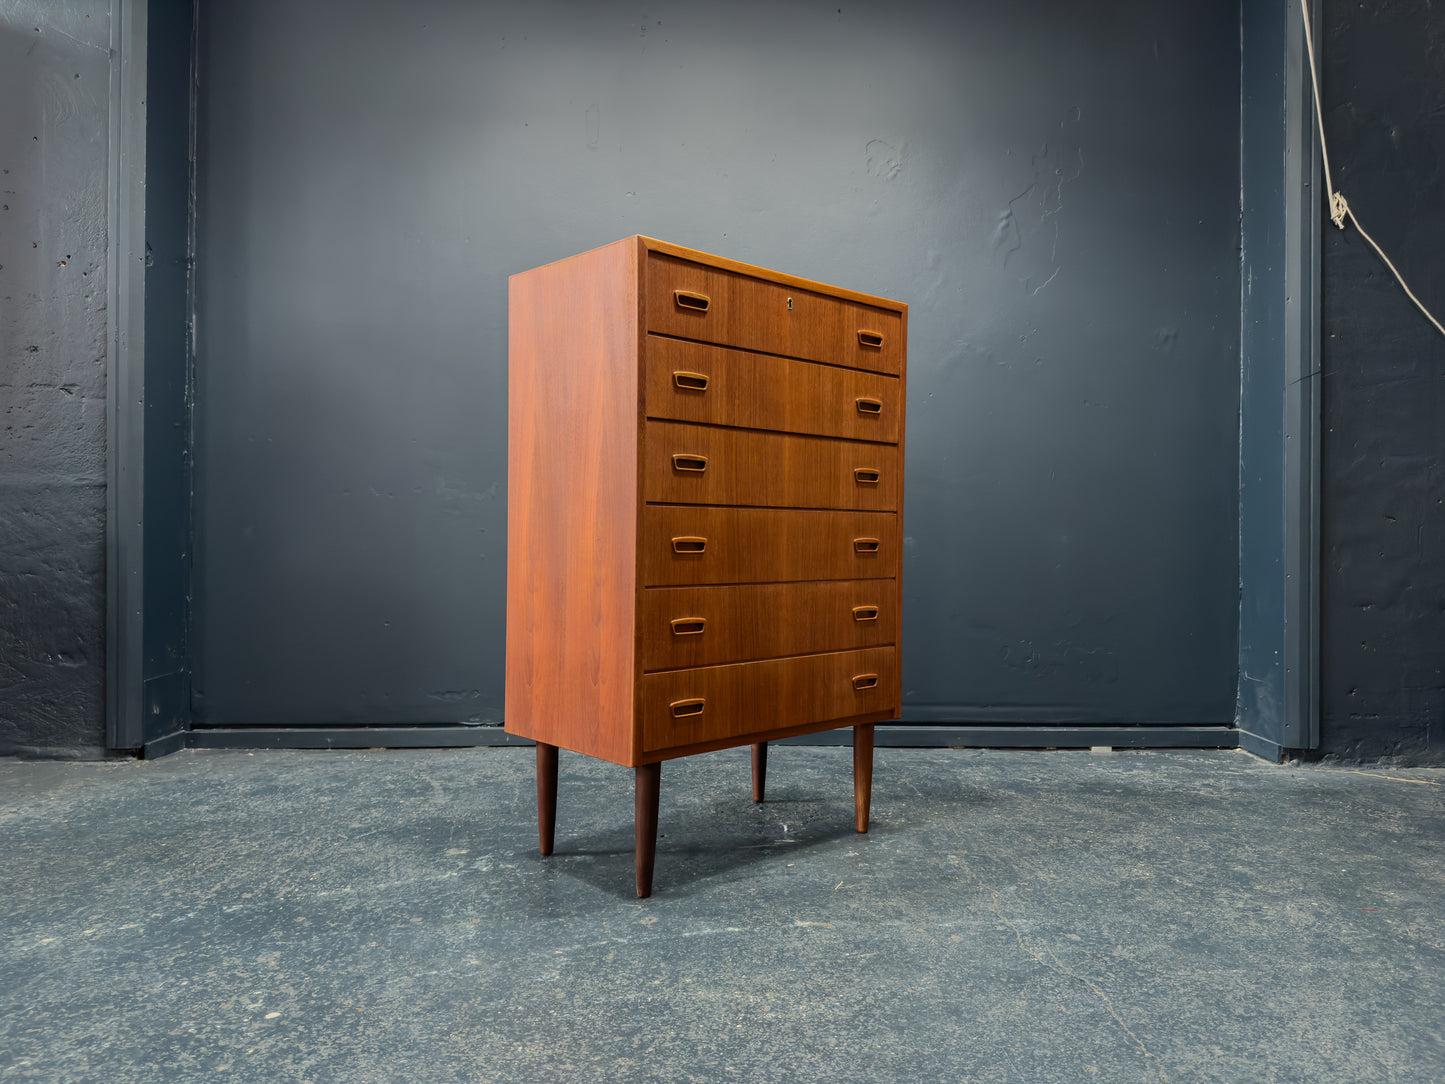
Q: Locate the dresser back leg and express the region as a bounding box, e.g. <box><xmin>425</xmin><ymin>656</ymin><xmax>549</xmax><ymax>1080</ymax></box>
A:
<box><xmin>635</xmin><ymin>761</ymin><xmax>662</xmax><ymax>898</ymax></box>
<box><xmin>853</xmin><ymin>724</ymin><xmax>875</xmax><ymax>833</ymax></box>
<box><xmin>751</xmin><ymin>742</ymin><xmax>769</xmax><ymax>802</ymax></box>
<box><xmin>536</xmin><ymin>742</ymin><xmax>558</xmax><ymax>856</ymax></box>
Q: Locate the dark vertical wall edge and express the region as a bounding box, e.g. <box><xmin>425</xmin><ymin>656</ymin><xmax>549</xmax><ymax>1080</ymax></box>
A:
<box><xmin>139</xmin><ymin>0</ymin><xmax>197</xmax><ymax>751</ymax></box>
<box><xmin>1282</xmin><ymin>0</ymin><xmax>1322</xmax><ymax>750</ymax></box>
<box><xmin>106</xmin><ymin>0</ymin><xmax>148</xmax><ymax>751</ymax></box>
<box><xmin>1238</xmin><ymin>0</ymin><xmax>1321</xmax><ymax>754</ymax></box>
<box><xmin>1237</xmin><ymin>0</ymin><xmax>1288</xmax><ymax>749</ymax></box>
<box><xmin>1304</xmin><ymin>0</ymin><xmax>1323</xmax><ymax>752</ymax></box>
<box><xmin>106</xmin><ymin>0</ymin><xmax>193</xmax><ymax>754</ymax></box>
<box><xmin>1300</xmin><ymin>0</ymin><xmax>1323</xmax><ymax>751</ymax></box>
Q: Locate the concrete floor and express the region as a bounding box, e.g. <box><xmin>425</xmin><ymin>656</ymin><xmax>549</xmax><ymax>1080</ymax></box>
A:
<box><xmin>2</xmin><ymin>746</ymin><xmax>1443</xmax><ymax>1083</ymax></box>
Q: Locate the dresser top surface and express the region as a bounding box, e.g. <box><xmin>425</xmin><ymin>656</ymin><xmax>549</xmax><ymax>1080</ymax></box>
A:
<box><xmin>511</xmin><ymin>235</ymin><xmax>907</xmax><ymax>315</ymax></box>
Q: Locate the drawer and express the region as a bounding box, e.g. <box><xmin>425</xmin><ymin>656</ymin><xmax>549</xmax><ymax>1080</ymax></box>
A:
<box><xmin>641</xmin><ymin>581</ymin><xmax>897</xmax><ymax>671</ymax></box>
<box><xmin>646</xmin><ymin>253</ymin><xmax>903</xmax><ymax>376</ymax></box>
<box><xmin>640</xmin><ymin>647</ymin><xmax>897</xmax><ymax>752</ymax></box>
<box><xmin>644</xmin><ymin>421</ymin><xmax>900</xmax><ymax>511</ymax></box>
<box><xmin>646</xmin><ymin>337</ymin><xmax>900</xmax><ymax>443</ymax></box>
<box><xmin>641</xmin><ymin>507</ymin><xmax>898</xmax><ymax>586</ymax></box>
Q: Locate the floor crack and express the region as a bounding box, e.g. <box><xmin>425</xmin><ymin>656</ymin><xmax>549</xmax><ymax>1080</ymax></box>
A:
<box><xmin>992</xmin><ymin>891</ymin><xmax>1167</xmax><ymax>1082</ymax></box>
<box><xmin>1304</xmin><ymin>767</ymin><xmax>1442</xmax><ymax>787</ymax></box>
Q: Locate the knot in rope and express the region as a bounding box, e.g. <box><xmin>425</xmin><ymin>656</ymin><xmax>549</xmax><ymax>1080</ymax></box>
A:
<box><xmin>1329</xmin><ymin>190</ymin><xmax>1349</xmax><ymax>230</ymax></box>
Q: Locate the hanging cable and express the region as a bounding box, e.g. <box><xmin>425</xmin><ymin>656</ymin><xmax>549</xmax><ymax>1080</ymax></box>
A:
<box><xmin>1299</xmin><ymin>0</ymin><xmax>1445</xmax><ymax>340</ymax></box>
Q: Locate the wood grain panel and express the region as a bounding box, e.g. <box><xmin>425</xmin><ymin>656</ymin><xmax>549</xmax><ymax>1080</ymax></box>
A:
<box><xmin>640</xmin><ymin>647</ymin><xmax>898</xmax><ymax>751</ymax></box>
<box><xmin>505</xmin><ymin>237</ymin><xmax>640</xmax><ymax>765</ymax></box>
<box><xmin>641</xmin><ymin>507</ymin><xmax>899</xmax><ymax>586</ymax></box>
<box><xmin>640</xmin><ymin>580</ymin><xmax>897</xmax><ymax>671</ymax></box>
<box><xmin>645</xmin><ymin>337</ymin><xmax>899</xmax><ymax>442</ymax></box>
<box><xmin>646</xmin><ymin>253</ymin><xmax>903</xmax><ymax>375</ymax></box>
<box><xmin>643</xmin><ymin>421</ymin><xmax>900</xmax><ymax>510</ymax></box>
<box><xmin>636</xmin><ymin>711</ymin><xmax>891</xmax><ymax>762</ymax></box>
<box><xmin>641</xmin><ymin>237</ymin><xmax>907</xmax><ymax>312</ymax></box>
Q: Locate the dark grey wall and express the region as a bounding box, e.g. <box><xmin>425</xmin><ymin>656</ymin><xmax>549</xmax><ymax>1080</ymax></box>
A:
<box><xmin>8</xmin><ymin>0</ymin><xmax>1438</xmax><ymax>762</ymax></box>
<box><xmin>0</xmin><ymin>4</ymin><xmax>112</xmax><ymax>758</ymax></box>
<box><xmin>1318</xmin><ymin>0</ymin><xmax>1445</xmax><ymax>763</ymax></box>
<box><xmin>191</xmin><ymin>0</ymin><xmax>1243</xmax><ymax>729</ymax></box>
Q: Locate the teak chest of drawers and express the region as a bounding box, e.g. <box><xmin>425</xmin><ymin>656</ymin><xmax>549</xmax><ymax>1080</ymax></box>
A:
<box><xmin>505</xmin><ymin>236</ymin><xmax>907</xmax><ymax>896</ymax></box>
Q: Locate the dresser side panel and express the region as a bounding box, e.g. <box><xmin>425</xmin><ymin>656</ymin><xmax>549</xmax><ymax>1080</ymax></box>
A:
<box><xmin>506</xmin><ymin>241</ymin><xmax>639</xmax><ymax>765</ymax></box>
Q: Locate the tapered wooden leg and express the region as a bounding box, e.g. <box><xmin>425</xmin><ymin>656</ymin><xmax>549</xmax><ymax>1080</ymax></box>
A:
<box><xmin>853</xmin><ymin>723</ymin><xmax>874</xmax><ymax>833</ymax></box>
<box><xmin>751</xmin><ymin>741</ymin><xmax>768</xmax><ymax>802</ymax></box>
<box><xmin>635</xmin><ymin>761</ymin><xmax>662</xmax><ymax>898</ymax></box>
<box><xmin>536</xmin><ymin>742</ymin><xmax>558</xmax><ymax>856</ymax></box>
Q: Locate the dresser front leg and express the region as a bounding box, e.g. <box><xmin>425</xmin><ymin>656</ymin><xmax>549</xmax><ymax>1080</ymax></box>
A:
<box><xmin>635</xmin><ymin>761</ymin><xmax>662</xmax><ymax>898</ymax></box>
<box><xmin>853</xmin><ymin>724</ymin><xmax>875</xmax><ymax>833</ymax></box>
<box><xmin>536</xmin><ymin>742</ymin><xmax>558</xmax><ymax>856</ymax></box>
<box><xmin>751</xmin><ymin>742</ymin><xmax>768</xmax><ymax>802</ymax></box>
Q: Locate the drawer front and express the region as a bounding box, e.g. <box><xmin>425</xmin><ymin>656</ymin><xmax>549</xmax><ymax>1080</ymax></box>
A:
<box><xmin>646</xmin><ymin>338</ymin><xmax>900</xmax><ymax>443</ymax></box>
<box><xmin>646</xmin><ymin>253</ymin><xmax>903</xmax><ymax>376</ymax></box>
<box><xmin>641</xmin><ymin>506</ymin><xmax>899</xmax><ymax>586</ymax></box>
<box><xmin>641</xmin><ymin>581</ymin><xmax>897</xmax><ymax>671</ymax></box>
<box><xmin>641</xmin><ymin>647</ymin><xmax>898</xmax><ymax>752</ymax></box>
<box><xmin>644</xmin><ymin>421</ymin><xmax>900</xmax><ymax>511</ymax></box>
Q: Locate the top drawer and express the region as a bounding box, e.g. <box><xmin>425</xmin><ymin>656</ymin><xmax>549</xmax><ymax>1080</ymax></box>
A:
<box><xmin>645</xmin><ymin>253</ymin><xmax>903</xmax><ymax>376</ymax></box>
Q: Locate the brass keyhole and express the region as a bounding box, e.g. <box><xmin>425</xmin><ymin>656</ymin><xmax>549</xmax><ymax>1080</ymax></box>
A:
<box><xmin>786</xmin><ymin>297</ymin><xmax>793</xmax><ymax>311</ymax></box>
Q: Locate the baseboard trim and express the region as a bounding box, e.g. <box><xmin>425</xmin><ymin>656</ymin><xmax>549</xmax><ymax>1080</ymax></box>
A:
<box><xmin>1237</xmin><ymin>729</ymin><xmax>1286</xmax><ymax>763</ymax></box>
<box><xmin>784</xmin><ymin>725</ymin><xmax>1239</xmax><ymax>749</ymax></box>
<box><xmin>186</xmin><ymin>726</ymin><xmax>533</xmax><ymax>751</ymax></box>
<box><xmin>141</xmin><ymin>729</ymin><xmax>188</xmax><ymax>759</ymax></box>
<box><xmin>181</xmin><ymin>723</ymin><xmax>1239</xmax><ymax>753</ymax></box>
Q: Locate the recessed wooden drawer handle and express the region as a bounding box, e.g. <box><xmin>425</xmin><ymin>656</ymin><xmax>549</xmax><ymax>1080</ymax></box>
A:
<box><xmin>858</xmin><ymin>330</ymin><xmax>885</xmax><ymax>348</ymax></box>
<box><xmin>672</xmin><ymin>536</ymin><xmax>708</xmax><ymax>554</ymax></box>
<box><xmin>856</xmin><ymin>397</ymin><xmax>883</xmax><ymax>415</ymax></box>
<box><xmin>854</xmin><ymin>467</ymin><xmax>880</xmax><ymax>485</ymax></box>
<box><xmin>674</xmin><ymin>371</ymin><xmax>710</xmax><ymax>391</ymax></box>
<box><xmin>852</xmin><ymin>673</ymin><xmax>880</xmax><ymax>690</ymax></box>
<box><xmin>853</xmin><ymin>537</ymin><xmax>881</xmax><ymax>554</ymax></box>
<box><xmin>670</xmin><ymin>698</ymin><xmax>706</xmax><ymax>718</ymax></box>
<box><xmin>670</xmin><ymin>617</ymin><xmax>707</xmax><ymax>636</ymax></box>
<box><xmin>672</xmin><ymin>453</ymin><xmax>708</xmax><ymax>472</ymax></box>
<box><xmin>674</xmin><ymin>290</ymin><xmax>711</xmax><ymax>312</ymax></box>
<box><xmin>852</xmin><ymin>605</ymin><xmax>880</xmax><ymax>622</ymax></box>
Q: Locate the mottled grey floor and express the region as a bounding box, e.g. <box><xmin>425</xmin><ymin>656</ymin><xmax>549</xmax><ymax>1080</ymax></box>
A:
<box><xmin>2</xmin><ymin>747</ymin><xmax>1443</xmax><ymax>1083</ymax></box>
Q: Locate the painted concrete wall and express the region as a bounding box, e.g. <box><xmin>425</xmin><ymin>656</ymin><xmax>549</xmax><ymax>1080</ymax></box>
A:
<box><xmin>17</xmin><ymin>0</ymin><xmax>1437</xmax><ymax>762</ymax></box>
<box><xmin>0</xmin><ymin>3</ymin><xmax>111</xmax><ymax>757</ymax></box>
<box><xmin>1318</xmin><ymin>0</ymin><xmax>1445</xmax><ymax>763</ymax></box>
<box><xmin>190</xmin><ymin>0</ymin><xmax>1244</xmax><ymax>731</ymax></box>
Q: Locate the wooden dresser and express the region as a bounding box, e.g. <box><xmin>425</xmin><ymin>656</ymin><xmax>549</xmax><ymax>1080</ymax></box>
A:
<box><xmin>506</xmin><ymin>236</ymin><xmax>906</xmax><ymax>896</ymax></box>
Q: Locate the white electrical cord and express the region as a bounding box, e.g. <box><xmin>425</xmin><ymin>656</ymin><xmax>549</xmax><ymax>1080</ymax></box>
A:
<box><xmin>1299</xmin><ymin>0</ymin><xmax>1445</xmax><ymax>340</ymax></box>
